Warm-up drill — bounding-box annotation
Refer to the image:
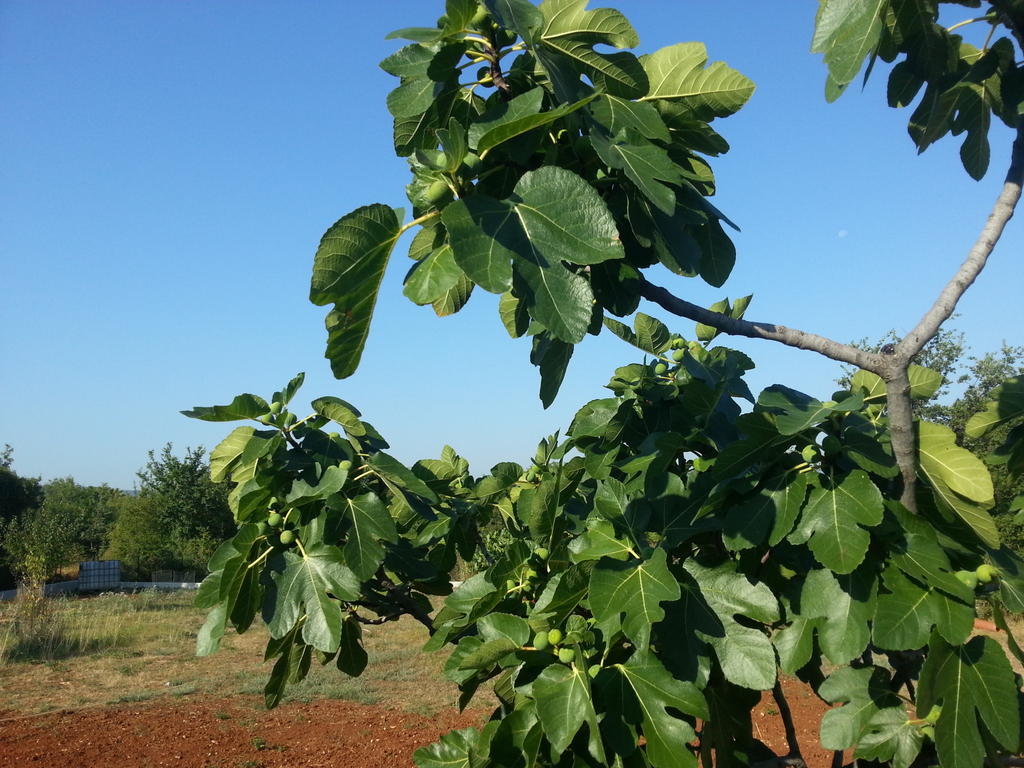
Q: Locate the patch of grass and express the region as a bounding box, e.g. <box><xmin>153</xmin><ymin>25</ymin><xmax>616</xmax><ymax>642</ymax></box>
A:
<box><xmin>0</xmin><ymin>590</ymin><xmax>480</xmax><ymax>716</ymax></box>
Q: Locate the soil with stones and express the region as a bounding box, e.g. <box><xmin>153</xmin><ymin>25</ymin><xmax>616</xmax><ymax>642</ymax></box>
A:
<box><xmin>0</xmin><ymin>681</ymin><xmax>838</xmax><ymax>768</ymax></box>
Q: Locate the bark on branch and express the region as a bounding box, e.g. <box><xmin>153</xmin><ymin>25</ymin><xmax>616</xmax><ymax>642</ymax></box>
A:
<box><xmin>636</xmin><ymin>278</ymin><xmax>885</xmax><ymax>373</ymax></box>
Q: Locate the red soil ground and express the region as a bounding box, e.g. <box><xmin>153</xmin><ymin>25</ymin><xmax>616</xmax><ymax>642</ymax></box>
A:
<box><xmin>0</xmin><ymin>681</ymin><xmax>836</xmax><ymax>768</ymax></box>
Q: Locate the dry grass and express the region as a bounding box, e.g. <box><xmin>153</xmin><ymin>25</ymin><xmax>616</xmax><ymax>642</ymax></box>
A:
<box><xmin>0</xmin><ymin>590</ymin><xmax>471</xmax><ymax>716</ymax></box>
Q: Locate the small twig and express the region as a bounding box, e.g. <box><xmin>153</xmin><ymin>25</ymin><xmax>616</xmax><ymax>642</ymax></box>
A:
<box><xmin>347</xmin><ymin>608</ymin><xmax>400</xmax><ymax>626</ymax></box>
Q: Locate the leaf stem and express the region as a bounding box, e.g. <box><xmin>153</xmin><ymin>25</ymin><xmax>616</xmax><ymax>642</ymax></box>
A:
<box><xmin>247</xmin><ymin>548</ymin><xmax>272</xmax><ymax>570</ymax></box>
<box><xmin>946</xmin><ymin>14</ymin><xmax>996</xmax><ymax>33</ymax></box>
<box><xmin>397</xmin><ymin>209</ymin><xmax>441</xmax><ymax>237</ymax></box>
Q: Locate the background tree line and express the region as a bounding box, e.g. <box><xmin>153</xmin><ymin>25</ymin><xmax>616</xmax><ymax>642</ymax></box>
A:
<box><xmin>0</xmin><ymin>443</ymin><xmax>233</xmax><ymax>588</ymax></box>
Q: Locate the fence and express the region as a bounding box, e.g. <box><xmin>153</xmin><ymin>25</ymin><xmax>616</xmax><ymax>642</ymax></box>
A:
<box><xmin>0</xmin><ymin>561</ymin><xmax>200</xmax><ymax>602</ymax></box>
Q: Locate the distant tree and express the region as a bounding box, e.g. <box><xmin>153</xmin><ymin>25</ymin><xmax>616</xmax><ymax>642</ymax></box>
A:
<box><xmin>1</xmin><ymin>505</ymin><xmax>75</xmax><ymax>586</ymax></box>
<box><xmin>0</xmin><ymin>445</ymin><xmax>42</xmax><ymax>527</ymax></box>
<box><xmin>104</xmin><ymin>495</ymin><xmax>175</xmax><ymax>579</ymax></box>
<box><xmin>0</xmin><ymin>446</ymin><xmax>43</xmax><ymax>588</ymax></box>
<box><xmin>131</xmin><ymin>444</ymin><xmax>233</xmax><ymax>574</ymax></box>
<box><xmin>40</xmin><ymin>478</ymin><xmax>123</xmax><ymax>561</ymax></box>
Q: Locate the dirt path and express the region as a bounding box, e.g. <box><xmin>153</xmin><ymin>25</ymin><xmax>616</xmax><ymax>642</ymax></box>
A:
<box><xmin>0</xmin><ymin>683</ymin><xmax>837</xmax><ymax>768</ymax></box>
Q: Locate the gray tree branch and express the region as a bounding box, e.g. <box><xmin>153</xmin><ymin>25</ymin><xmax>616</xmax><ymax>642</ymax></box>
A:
<box><xmin>638</xmin><ymin>119</ymin><xmax>1024</xmax><ymax>515</ymax></box>
<box><xmin>896</xmin><ymin>121</ymin><xmax>1024</xmax><ymax>362</ymax></box>
<box><xmin>636</xmin><ymin>278</ymin><xmax>885</xmax><ymax>373</ymax></box>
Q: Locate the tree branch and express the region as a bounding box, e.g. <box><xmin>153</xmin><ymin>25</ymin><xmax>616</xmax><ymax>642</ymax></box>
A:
<box><xmin>772</xmin><ymin>680</ymin><xmax>803</xmax><ymax>760</ymax></box>
<box><xmin>637</xmin><ymin>119</ymin><xmax>1024</xmax><ymax>516</ymax></box>
<box><xmin>884</xmin><ymin>366</ymin><xmax>919</xmax><ymax>511</ymax></box>
<box><xmin>896</xmin><ymin>120</ymin><xmax>1024</xmax><ymax>362</ymax></box>
<box><xmin>636</xmin><ymin>278</ymin><xmax>884</xmax><ymax>372</ymax></box>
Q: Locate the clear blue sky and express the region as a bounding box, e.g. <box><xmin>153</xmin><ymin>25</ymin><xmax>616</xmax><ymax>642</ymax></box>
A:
<box><xmin>2</xmin><ymin>2</ymin><xmax>1020</xmax><ymax>489</ymax></box>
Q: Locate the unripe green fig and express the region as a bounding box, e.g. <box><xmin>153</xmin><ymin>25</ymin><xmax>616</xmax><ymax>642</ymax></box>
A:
<box><xmin>327</xmin><ymin>432</ymin><xmax>341</xmax><ymax>440</ymax></box>
<box><xmin>533</xmin><ymin>631</ymin><xmax>550</xmax><ymax>650</ymax></box>
<box><xmin>955</xmin><ymin>569</ymin><xmax>980</xmax><ymax>589</ymax></box>
<box><xmin>259</xmin><ymin>414</ymin><xmax>274</xmax><ymax>425</ymax></box>
<box><xmin>654</xmin><ymin>363</ymin><xmax>667</xmax><ymax>375</ymax></box>
<box><xmin>976</xmin><ymin>563</ymin><xmax>999</xmax><ymax>583</ymax></box>
<box><xmin>269</xmin><ymin>401</ymin><xmax>282</xmax><ymax>414</ymax></box>
<box><xmin>533</xmin><ymin>546</ymin><xmax>550</xmax><ymax>560</ymax></box>
<box><xmin>256</xmin><ymin>522</ymin><xmax>270</xmax><ymax>536</ymax></box>
<box><xmin>557</xmin><ymin>647</ymin><xmax>576</xmax><ymax>664</ymax></box>
<box><xmin>547</xmin><ymin>628</ymin><xmax>563</xmax><ymax>646</ymax></box>
<box><xmin>588</xmin><ymin>664</ymin><xmax>600</xmax><ymax>678</ymax></box>
<box><xmin>671</xmin><ymin>338</ymin><xmax>684</xmax><ymax>349</ymax></box>
<box><xmin>339</xmin><ymin>459</ymin><xmax>353</xmax><ymax>471</ymax></box>
<box><xmin>822</xmin><ymin>436</ymin><xmax>842</xmax><ymax>455</ymax></box>
<box><xmin>267</xmin><ymin>513</ymin><xmax>283</xmax><ymax>528</ymax></box>
<box><xmin>279</xmin><ymin>529</ymin><xmax>296</xmax><ymax>546</ymax></box>
<box><xmin>924</xmin><ymin>705</ymin><xmax>941</xmax><ymax>723</ymax></box>
<box><xmin>282</xmin><ymin>412</ymin><xmax>297</xmax><ymax>428</ymax></box>
<box><xmin>524</xmin><ymin>568</ymin><xmax>538</xmax><ymax>580</ymax></box>
<box><xmin>921</xmin><ymin>725</ymin><xmax>935</xmax><ymax>740</ymax></box>
<box><xmin>801</xmin><ymin>445</ymin><xmax>819</xmax><ymax>463</ymax></box>
<box><xmin>672</xmin><ymin>349</ymin><xmax>685</xmax><ymax>362</ymax></box>
<box><xmin>424</xmin><ymin>180</ymin><xmax>452</xmax><ymax>206</ymax></box>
